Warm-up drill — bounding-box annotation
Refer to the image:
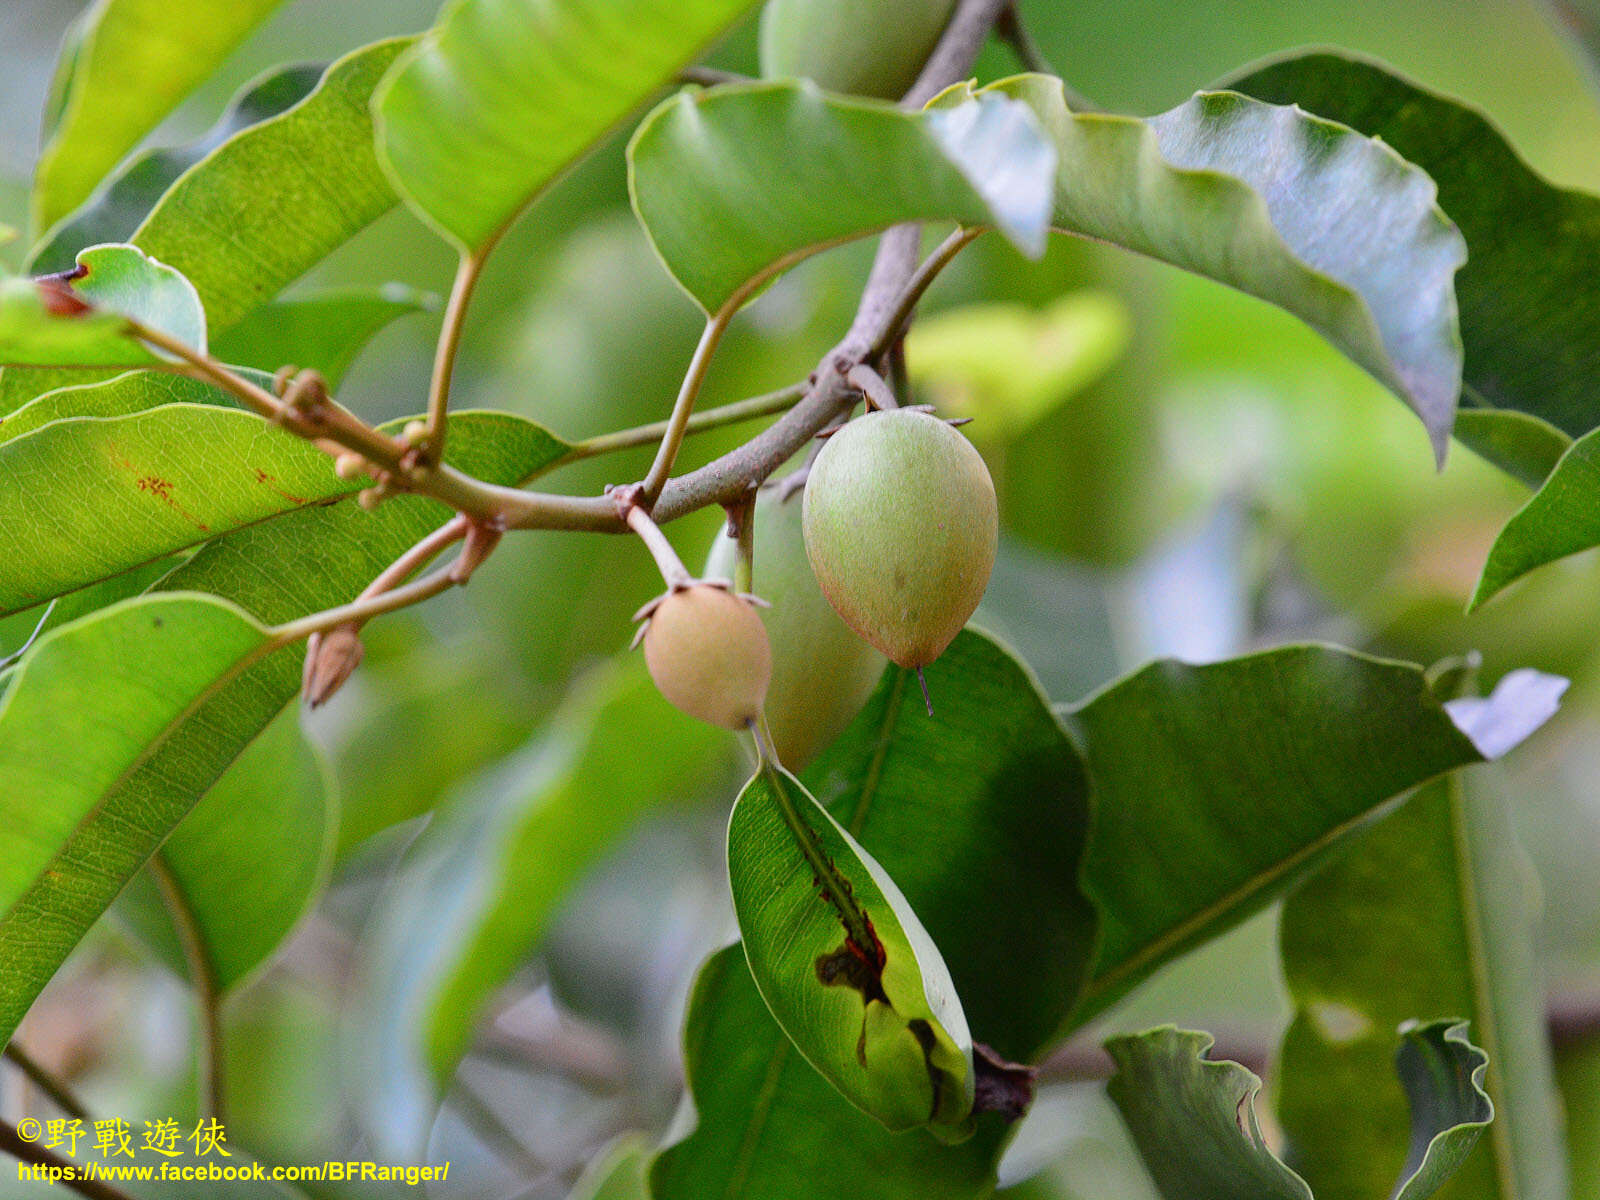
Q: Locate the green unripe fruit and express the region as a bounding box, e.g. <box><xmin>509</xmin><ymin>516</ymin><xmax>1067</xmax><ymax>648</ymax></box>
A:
<box><xmin>642</xmin><ymin>584</ymin><xmax>772</xmax><ymax>730</ymax></box>
<box><xmin>803</xmin><ymin>409</ymin><xmax>998</xmax><ymax>669</ymax></box>
<box><xmin>757</xmin><ymin>0</ymin><xmax>959</xmax><ymax>101</ymax></box>
<box><xmin>706</xmin><ymin>489</ymin><xmax>887</xmax><ymax>768</ymax></box>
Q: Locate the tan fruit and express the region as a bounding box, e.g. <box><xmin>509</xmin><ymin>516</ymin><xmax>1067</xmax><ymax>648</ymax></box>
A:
<box><xmin>802</xmin><ymin>409</ymin><xmax>997</xmax><ymax>668</ymax></box>
<box><xmin>757</xmin><ymin>0</ymin><xmax>959</xmax><ymax>101</ymax></box>
<box><xmin>706</xmin><ymin>488</ymin><xmax>886</xmax><ymax>767</ymax></box>
<box><xmin>641</xmin><ymin>584</ymin><xmax>772</xmax><ymax>730</ymax></box>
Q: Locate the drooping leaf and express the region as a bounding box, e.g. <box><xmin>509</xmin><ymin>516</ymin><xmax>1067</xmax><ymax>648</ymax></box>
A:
<box><xmin>1471</xmin><ymin>425</ymin><xmax>1600</xmax><ymax>607</ymax></box>
<box><xmin>211</xmin><ymin>285</ymin><xmax>435</xmax><ymax>386</ymax></box>
<box><xmin>628</xmin><ymin>81</ymin><xmax>1058</xmax><ymax>313</ymax></box>
<box><xmin>1229</xmin><ymin>53</ymin><xmax>1600</xmax><ymax>446</ymax></box>
<box><xmin>131</xmin><ymin>38</ymin><xmax>411</xmax><ymax>335</ymax></box>
<box><xmin>1062</xmin><ymin>648</ymin><xmax>1566</xmax><ymax>1024</ymax></box>
<box><xmin>1276</xmin><ymin>771</ymin><xmax>1568</xmax><ymax>1200</ymax></box>
<box><xmin>0</xmin><ymin>407</ymin><xmax>566</xmax><ymax>616</ymax></box>
<box><xmin>656</xmin><ymin>630</ymin><xmax>1093</xmax><ymax>1197</ymax></box>
<box><xmin>1106</xmin><ymin>1021</ymin><xmax>1492</xmax><ymax>1200</ymax></box>
<box><xmin>0</xmin><ymin>243</ymin><xmax>205</xmax><ymax>368</ymax></box>
<box><xmin>30</xmin><ymin>0</ymin><xmax>287</xmax><ymax>236</ymax></box>
<box><xmin>0</xmin><ymin>414</ymin><xmax>558</xmax><ymax>1048</ymax></box>
<box><xmin>728</xmin><ymin>763</ymin><xmax>975</xmax><ymax>1134</ymax></box>
<box><xmin>31</xmin><ymin>63</ymin><xmax>325</xmax><ymax>274</ymax></box>
<box><xmin>968</xmin><ymin>74</ymin><xmax>1465</xmax><ymax>461</ymax></box>
<box><xmin>118</xmin><ymin>705</ymin><xmax>335</xmax><ymax>993</ymax></box>
<box><xmin>0</xmin><ymin>593</ymin><xmax>271</xmax><ymax>1045</ymax></box>
<box><xmin>351</xmin><ymin>656</ymin><xmax>731</xmax><ymax>1157</ymax></box>
<box><xmin>374</xmin><ymin>0</ymin><xmax>762</xmax><ymax>254</ymax></box>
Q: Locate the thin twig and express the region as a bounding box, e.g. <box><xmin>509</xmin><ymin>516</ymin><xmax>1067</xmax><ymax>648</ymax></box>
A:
<box><xmin>358</xmin><ymin>516</ymin><xmax>469</xmax><ymax>605</ymax></box>
<box><xmin>996</xmin><ymin>4</ymin><xmax>1056</xmax><ymax>76</ymax></box>
<box><xmin>642</xmin><ymin>311</ymin><xmax>735</xmax><ymax>506</ymax></box>
<box><xmin>723</xmin><ymin>490</ymin><xmax>758</xmax><ymax>594</ymax></box>
<box><xmin>905</xmin><ymin>0</ymin><xmax>1014</xmax><ymax>108</ymax></box>
<box><xmin>846</xmin><ymin>363</ymin><xmax>900</xmax><ymax>411</ymax></box>
<box><xmin>147</xmin><ymin>857</ymin><xmax>226</xmax><ymax>1122</ymax></box>
<box><xmin>868</xmin><ymin>227</ymin><xmax>985</xmax><ymax>360</ymax></box>
<box><xmin>268</xmin><ymin>562</ymin><xmax>466</xmax><ymax>647</ymax></box>
<box><xmin>561</xmin><ymin>383</ymin><xmax>806</xmax><ymax>462</ymax></box>
<box><xmin>0</xmin><ymin>1124</ymin><xmax>137</xmax><ymax>1200</ymax></box>
<box><xmin>618</xmin><ymin>494</ymin><xmax>693</xmax><ymax>589</ymax></box>
<box><xmin>424</xmin><ymin>252</ymin><xmax>487</xmax><ymax>465</ymax></box>
<box><xmin>133</xmin><ymin>323</ymin><xmax>536</xmax><ymax>523</ymax></box>
<box><xmin>92</xmin><ymin>0</ymin><xmax>1008</xmax><ymax>548</ymax></box>
<box><xmin>2</xmin><ymin>1044</ymin><xmax>89</xmax><ymax>1120</ymax></box>
<box><xmin>995</xmin><ymin>5</ymin><xmax>1106</xmax><ymax>112</ymax></box>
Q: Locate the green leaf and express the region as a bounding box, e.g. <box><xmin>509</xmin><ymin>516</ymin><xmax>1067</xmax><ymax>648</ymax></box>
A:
<box><xmin>1452</xmin><ymin>408</ymin><xmax>1571</xmax><ymax>490</ymax></box>
<box><xmin>30</xmin><ymin>63</ymin><xmax>325</xmax><ymax>275</ymax></box>
<box><xmin>118</xmin><ymin>705</ymin><xmax>334</xmax><ymax>992</ymax></box>
<box><xmin>352</xmin><ymin>655</ymin><xmax>732</xmax><ymax>1156</ymax></box>
<box><xmin>969</xmin><ymin>74</ymin><xmax>1466</xmax><ymax>461</ymax></box>
<box><xmin>0</xmin><ymin>406</ymin><xmax>566</xmax><ymax>616</ymax></box>
<box><xmin>0</xmin><ymin>593</ymin><xmax>271</xmax><ymax>1045</ymax></box>
<box><xmin>1228</xmin><ymin>53</ymin><xmax>1600</xmax><ymax>444</ymax></box>
<box><xmin>1471</xmin><ymin>425</ymin><xmax>1600</xmax><ymax>608</ymax></box>
<box><xmin>0</xmin><ymin>369</ymin><xmax>246</xmax><ymax>447</ymax></box>
<box><xmin>1276</xmin><ymin>772</ymin><xmax>1568</xmax><ymax>1200</ymax></box>
<box><xmin>375</xmin><ymin>0</ymin><xmax>762</xmax><ymax>254</ymax></box>
<box><xmin>729</xmin><ymin>762</ymin><xmax>974</xmax><ymax>1134</ymax></box>
<box><xmin>655</xmin><ymin>947</ymin><xmax>1003</xmax><ymax>1200</ymax></box>
<box><xmin>30</xmin><ymin>0</ymin><xmax>287</xmax><ymax>235</ymax></box>
<box><xmin>131</xmin><ymin>38</ymin><xmax>411</xmax><ymax>335</ymax></box>
<box><xmin>1106</xmin><ymin>1021</ymin><xmax>1492</xmax><ymax>1200</ymax></box>
<box><xmin>628</xmin><ymin>81</ymin><xmax>1058</xmax><ymax>313</ymax></box>
<box><xmin>0</xmin><ymin>413</ymin><xmax>557</xmax><ymax>1048</ymax></box>
<box><xmin>0</xmin><ymin>243</ymin><xmax>205</xmax><ymax>367</ymax></box>
<box><xmin>1063</xmin><ymin>648</ymin><xmax>1565</xmax><ymax>1024</ymax></box>
<box><xmin>656</xmin><ymin>630</ymin><xmax>1093</xmax><ymax>1196</ymax></box>
<box><xmin>211</xmin><ymin>285</ymin><xmax>435</xmax><ymax>386</ymax></box>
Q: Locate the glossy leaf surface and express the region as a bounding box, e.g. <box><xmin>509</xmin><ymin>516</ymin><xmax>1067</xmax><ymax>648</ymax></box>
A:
<box><xmin>131</xmin><ymin>39</ymin><xmax>410</xmax><ymax>334</ymax></box>
<box><xmin>1231</xmin><ymin>53</ymin><xmax>1600</xmax><ymax>442</ymax></box>
<box><xmin>0</xmin><ymin>243</ymin><xmax>205</xmax><ymax>369</ymax></box>
<box><xmin>31</xmin><ymin>63</ymin><xmax>324</xmax><ymax>274</ymax></box>
<box><xmin>1064</xmin><ymin>648</ymin><xmax>1563</xmax><ymax>1023</ymax></box>
<box><xmin>31</xmin><ymin>0</ymin><xmax>286</xmax><ymax>234</ymax></box>
<box><xmin>629</xmin><ymin>80</ymin><xmax>1058</xmax><ymax>313</ymax></box>
<box><xmin>728</xmin><ymin>762</ymin><xmax>975</xmax><ymax>1133</ymax></box>
<box><xmin>376</xmin><ymin>0</ymin><xmax>761</xmax><ymax>253</ymax></box>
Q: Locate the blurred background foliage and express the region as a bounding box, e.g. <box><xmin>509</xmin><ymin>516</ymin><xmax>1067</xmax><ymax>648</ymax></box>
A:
<box><xmin>3</xmin><ymin>0</ymin><xmax>1599</xmax><ymax>1196</ymax></box>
